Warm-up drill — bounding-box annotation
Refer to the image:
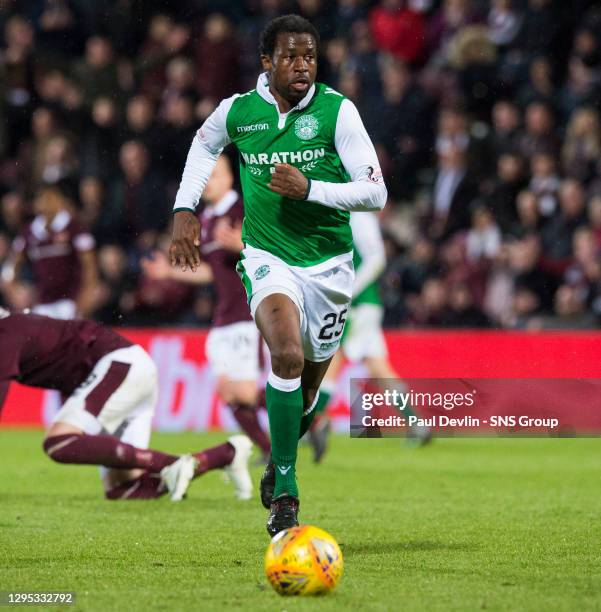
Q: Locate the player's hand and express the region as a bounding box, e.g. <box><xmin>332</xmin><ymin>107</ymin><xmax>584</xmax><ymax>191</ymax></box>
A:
<box><xmin>214</xmin><ymin>219</ymin><xmax>244</xmax><ymax>253</ymax></box>
<box><xmin>170</xmin><ymin>211</ymin><xmax>201</xmax><ymax>271</ymax></box>
<box><xmin>268</xmin><ymin>163</ymin><xmax>309</xmax><ymax>200</ymax></box>
<box><xmin>141</xmin><ymin>250</ymin><xmax>171</xmax><ymax>281</ymax></box>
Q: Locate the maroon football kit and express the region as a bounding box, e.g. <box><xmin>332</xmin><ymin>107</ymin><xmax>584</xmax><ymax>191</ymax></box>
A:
<box><xmin>12</xmin><ymin>210</ymin><xmax>95</xmax><ymax>306</ymax></box>
<box><xmin>199</xmin><ymin>190</ymin><xmax>252</xmax><ymax>327</ymax></box>
<box><xmin>0</xmin><ymin>311</ymin><xmax>131</xmax><ymax>397</ymax></box>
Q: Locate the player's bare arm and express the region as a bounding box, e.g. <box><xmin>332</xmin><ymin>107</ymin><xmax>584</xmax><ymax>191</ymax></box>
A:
<box><xmin>268</xmin><ymin>164</ymin><xmax>309</xmax><ymax>199</ymax></box>
<box><xmin>170</xmin><ymin>210</ymin><xmax>201</xmax><ymax>271</ymax></box>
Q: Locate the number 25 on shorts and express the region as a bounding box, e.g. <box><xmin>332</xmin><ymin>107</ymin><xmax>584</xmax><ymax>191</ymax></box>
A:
<box><xmin>318</xmin><ymin>308</ymin><xmax>347</xmax><ymax>340</ymax></box>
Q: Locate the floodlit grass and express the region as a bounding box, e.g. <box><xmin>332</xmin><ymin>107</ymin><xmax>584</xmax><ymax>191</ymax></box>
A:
<box><xmin>1</xmin><ymin>430</ymin><xmax>600</xmax><ymax>611</ymax></box>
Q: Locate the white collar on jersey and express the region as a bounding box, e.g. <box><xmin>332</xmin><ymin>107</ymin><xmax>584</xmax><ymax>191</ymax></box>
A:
<box><xmin>30</xmin><ymin>209</ymin><xmax>72</xmax><ymax>240</ymax></box>
<box><xmin>256</xmin><ymin>72</ymin><xmax>315</xmax><ymax>112</ymax></box>
<box><xmin>203</xmin><ymin>189</ymin><xmax>239</xmax><ymax>218</ymax></box>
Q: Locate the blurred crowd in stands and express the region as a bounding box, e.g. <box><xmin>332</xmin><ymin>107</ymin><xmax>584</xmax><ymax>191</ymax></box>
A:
<box><xmin>0</xmin><ymin>0</ymin><xmax>600</xmax><ymax>329</ymax></box>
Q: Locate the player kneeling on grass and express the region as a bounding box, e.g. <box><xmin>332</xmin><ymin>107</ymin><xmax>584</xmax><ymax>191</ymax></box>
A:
<box><xmin>0</xmin><ymin>308</ymin><xmax>252</xmax><ymax>501</ymax></box>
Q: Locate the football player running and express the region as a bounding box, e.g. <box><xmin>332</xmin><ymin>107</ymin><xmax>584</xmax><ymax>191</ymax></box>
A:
<box><xmin>170</xmin><ymin>15</ymin><xmax>386</xmax><ymax>535</ymax></box>
<box><xmin>309</xmin><ymin>211</ymin><xmax>432</xmax><ymax>462</ymax></box>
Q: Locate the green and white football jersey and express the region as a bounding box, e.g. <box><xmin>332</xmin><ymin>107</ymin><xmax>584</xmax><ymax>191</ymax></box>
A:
<box><xmin>174</xmin><ymin>73</ymin><xmax>386</xmax><ymax>268</ymax></box>
<box><xmin>228</xmin><ymin>83</ymin><xmax>352</xmax><ymax>266</ymax></box>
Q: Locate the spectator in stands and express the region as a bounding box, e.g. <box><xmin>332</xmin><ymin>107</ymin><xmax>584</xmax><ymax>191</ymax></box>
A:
<box><xmin>561</xmin><ymin>107</ymin><xmax>601</xmax><ymax>184</ymax></box>
<box><xmin>195</xmin><ymin>14</ymin><xmax>240</xmax><ymax>103</ymax></box>
<box><xmin>510</xmin><ymin>189</ymin><xmax>542</xmax><ymax>237</ymax></box>
<box><xmin>34</xmin><ymin>0</ymin><xmax>82</xmax><ymax>59</ymax></box>
<box><xmin>558</xmin><ymin>55</ymin><xmax>601</xmax><ymax>122</ymax></box>
<box><xmin>155</xmin><ymin>94</ymin><xmax>197</xmax><ymax>185</ymax></box>
<box><xmin>81</xmin><ymin>96</ymin><xmax>121</xmax><ymax>179</ymax></box>
<box><xmin>508</xmin><ymin>232</ymin><xmax>558</xmax><ymax>314</ymax></box>
<box><xmin>429</xmin><ymin>142</ymin><xmax>477</xmax><ymax>242</ymax></box>
<box><xmin>0</xmin><ymin>192</ymin><xmax>26</xmax><ymax>241</ymax></box>
<box><xmin>2</xmin><ymin>15</ymin><xmax>36</xmax><ymax>158</ymax></box>
<box><xmin>381</xmin><ymin>236</ymin><xmax>437</xmax><ymax>325</ymax></box>
<box><xmin>108</xmin><ymin>140</ymin><xmax>168</xmax><ymax>250</ymax></box>
<box><xmin>381</xmin><ymin>235</ymin><xmax>437</xmax><ymax>325</ymax></box>
<box><xmin>541</xmin><ymin>179</ymin><xmax>588</xmax><ymax>268</ymax></box>
<box><xmin>490</xmin><ymin>99</ymin><xmax>522</xmax><ymax>159</ymax></box>
<box><xmin>484</xmin><ymin>152</ymin><xmax>526</xmax><ymax>232</ymax></box>
<box><xmin>533</xmin><ymin>284</ymin><xmax>597</xmax><ymax>330</ymax></box>
<box><xmin>347</xmin><ymin>18</ymin><xmax>382</xmax><ymax>96</ymax></box>
<box><xmin>529</xmin><ymin>152</ymin><xmax>560</xmax><ymax>217</ymax></box>
<box><xmin>510</xmin><ymin>0</ymin><xmax>560</xmax><ymax>62</ymax></box>
<box><xmin>37</xmin><ymin>134</ymin><xmax>79</xmax><ymax>186</ymax></box>
<box><xmin>72</xmin><ymin>36</ymin><xmax>123</xmax><ymax>107</ymax></box>
<box><xmin>297</xmin><ymin>0</ymin><xmax>337</xmax><ymax>42</ymax></box>
<box><xmin>159</xmin><ymin>56</ymin><xmax>197</xmax><ymax>120</ymax></box>
<box><xmin>487</xmin><ymin>0</ymin><xmax>521</xmax><ymax>49</ymax></box>
<box><xmin>564</xmin><ymin>226</ymin><xmax>601</xmax><ymax>305</ymax></box>
<box><xmin>333</xmin><ymin>0</ymin><xmax>368</xmax><ymax>38</ymax></box>
<box><xmin>409</xmin><ymin>276</ymin><xmax>448</xmax><ymax>326</ymax></box>
<box><xmin>516</xmin><ymin>56</ymin><xmax>556</xmax><ymax>110</ymax></box>
<box><xmin>136</xmin><ymin>15</ymin><xmax>191</xmax><ymax>102</ymax></box>
<box><xmin>447</xmin><ymin>25</ymin><xmax>498</xmax><ymax>119</ymax></box>
<box><xmin>426</xmin><ymin>0</ymin><xmax>482</xmax><ymax>66</ymax></box>
<box><xmin>518</xmin><ymin>101</ymin><xmax>559</xmax><ymax>159</ymax></box>
<box><xmin>322</xmin><ymin>37</ymin><xmax>350</xmax><ymax>90</ymax></box>
<box><xmin>121</xmin><ymin>95</ymin><xmax>159</xmax><ymax>155</ymax></box>
<box><xmin>375</xmin><ymin>57</ymin><xmax>434</xmax><ymax>199</ymax></box>
<box><xmin>466</xmin><ymin>205</ymin><xmax>501</xmax><ymax>263</ymax></box>
<box><xmin>92</xmin><ymin>244</ymin><xmax>132</xmax><ymax>325</ymax></box>
<box><xmin>369</xmin><ymin>0</ymin><xmax>425</xmax><ymax>65</ymax></box>
<box><xmin>441</xmin><ymin>282</ymin><xmax>490</xmax><ymax>327</ymax></box>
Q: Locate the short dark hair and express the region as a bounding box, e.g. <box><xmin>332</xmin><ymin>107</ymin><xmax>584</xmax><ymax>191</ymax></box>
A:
<box><xmin>259</xmin><ymin>14</ymin><xmax>319</xmax><ymax>58</ymax></box>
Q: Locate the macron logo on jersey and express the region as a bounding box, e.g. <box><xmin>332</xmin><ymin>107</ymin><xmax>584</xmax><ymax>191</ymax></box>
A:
<box><xmin>237</xmin><ymin>123</ymin><xmax>269</xmax><ymax>133</ymax></box>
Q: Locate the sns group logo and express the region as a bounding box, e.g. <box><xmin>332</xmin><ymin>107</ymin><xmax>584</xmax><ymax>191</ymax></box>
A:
<box><xmin>294</xmin><ymin>114</ymin><xmax>319</xmax><ymax>141</ymax></box>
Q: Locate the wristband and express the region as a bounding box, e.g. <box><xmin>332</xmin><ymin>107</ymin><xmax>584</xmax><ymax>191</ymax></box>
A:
<box><xmin>303</xmin><ymin>178</ymin><xmax>312</xmax><ymax>200</ymax></box>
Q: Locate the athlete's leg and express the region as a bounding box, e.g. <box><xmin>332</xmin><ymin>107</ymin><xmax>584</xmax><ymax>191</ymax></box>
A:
<box><xmin>313</xmin><ymin>349</ymin><xmax>343</xmax><ymax>415</ymax></box>
<box><xmin>305</xmin><ymin>350</ymin><xmax>342</xmax><ymax>462</ymax></box>
<box><xmin>255</xmin><ymin>293</ymin><xmax>305</xmax><ymax>501</ymax></box>
<box><xmin>45</xmin><ymin>421</ymin><xmax>241</xmax><ymax>499</ymax></box>
<box><xmin>299</xmin><ymin>357</ymin><xmax>332</xmax><ymax>438</ymax></box>
<box><xmin>309</xmin><ymin>349</ymin><xmax>342</xmax><ymax>428</ymax></box>
<box><xmin>219</xmin><ymin>378</ymin><xmax>271</xmax><ymax>458</ymax></box>
<box><xmin>44</xmin><ymin>421</ymin><xmax>180</xmax><ymax>473</ymax></box>
<box><xmin>105</xmin><ymin>441</ymin><xmax>239</xmax><ymax>500</ymax></box>
<box><xmin>206</xmin><ymin>321</ymin><xmax>271</xmax><ymax>457</ymax></box>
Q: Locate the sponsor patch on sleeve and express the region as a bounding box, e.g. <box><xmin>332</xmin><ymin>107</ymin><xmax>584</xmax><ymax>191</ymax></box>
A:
<box><xmin>366</xmin><ymin>166</ymin><xmax>384</xmax><ymax>184</ymax></box>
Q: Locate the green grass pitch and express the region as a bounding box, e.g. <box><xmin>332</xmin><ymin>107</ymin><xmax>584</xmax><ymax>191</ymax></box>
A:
<box><xmin>1</xmin><ymin>430</ymin><xmax>600</xmax><ymax>611</ymax></box>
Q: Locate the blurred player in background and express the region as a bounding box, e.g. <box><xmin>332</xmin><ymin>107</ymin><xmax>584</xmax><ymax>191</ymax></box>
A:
<box><xmin>310</xmin><ymin>212</ymin><xmax>432</xmax><ymax>461</ymax></box>
<box><xmin>1</xmin><ymin>179</ymin><xmax>98</xmax><ymax>319</ymax></box>
<box><xmin>0</xmin><ymin>308</ymin><xmax>252</xmax><ymax>501</ymax></box>
<box><xmin>169</xmin><ymin>15</ymin><xmax>386</xmax><ymax>535</ymax></box>
<box><xmin>142</xmin><ymin>155</ymin><xmax>271</xmax><ymax>461</ymax></box>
